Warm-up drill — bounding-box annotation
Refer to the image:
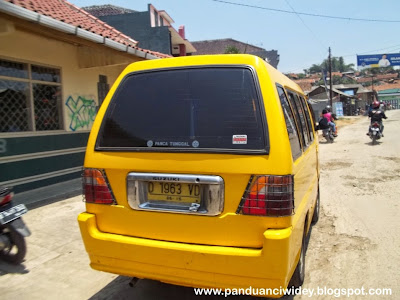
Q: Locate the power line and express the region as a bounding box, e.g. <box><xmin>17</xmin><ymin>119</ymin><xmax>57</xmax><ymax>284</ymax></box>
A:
<box><xmin>212</xmin><ymin>0</ymin><xmax>400</xmax><ymax>23</ymax></box>
<box><xmin>283</xmin><ymin>0</ymin><xmax>327</xmax><ymax>51</ymax></box>
<box><xmin>342</xmin><ymin>44</ymin><xmax>400</xmax><ymax>57</ymax></box>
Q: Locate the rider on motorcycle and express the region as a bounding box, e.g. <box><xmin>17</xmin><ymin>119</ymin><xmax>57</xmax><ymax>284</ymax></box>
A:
<box><xmin>367</xmin><ymin>100</ymin><xmax>387</xmax><ymax>136</ymax></box>
<box><xmin>322</xmin><ymin>106</ymin><xmax>337</xmax><ymax>137</ymax></box>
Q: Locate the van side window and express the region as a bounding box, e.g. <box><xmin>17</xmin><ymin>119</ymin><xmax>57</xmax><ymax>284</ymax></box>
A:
<box><xmin>277</xmin><ymin>86</ymin><xmax>302</xmax><ymax>160</ymax></box>
<box><xmin>299</xmin><ymin>95</ymin><xmax>314</xmax><ymax>142</ymax></box>
<box><xmin>287</xmin><ymin>91</ymin><xmax>309</xmax><ymax>148</ymax></box>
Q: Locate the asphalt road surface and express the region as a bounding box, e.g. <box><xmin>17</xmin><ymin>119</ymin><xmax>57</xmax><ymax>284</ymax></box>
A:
<box><xmin>0</xmin><ymin>110</ymin><xmax>399</xmax><ymax>299</ymax></box>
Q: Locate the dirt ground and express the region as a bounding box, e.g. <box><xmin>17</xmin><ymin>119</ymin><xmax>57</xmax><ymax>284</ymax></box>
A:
<box><xmin>301</xmin><ymin>109</ymin><xmax>400</xmax><ymax>299</ymax></box>
<box><xmin>0</xmin><ymin>111</ymin><xmax>399</xmax><ymax>299</ymax></box>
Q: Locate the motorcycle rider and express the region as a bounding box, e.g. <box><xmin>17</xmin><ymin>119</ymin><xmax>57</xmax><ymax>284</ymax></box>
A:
<box><xmin>367</xmin><ymin>100</ymin><xmax>387</xmax><ymax>136</ymax></box>
<box><xmin>322</xmin><ymin>106</ymin><xmax>338</xmax><ymax>136</ymax></box>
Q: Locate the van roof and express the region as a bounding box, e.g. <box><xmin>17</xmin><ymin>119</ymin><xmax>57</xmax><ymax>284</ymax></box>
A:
<box><xmin>125</xmin><ymin>54</ymin><xmax>304</xmax><ymax>94</ymax></box>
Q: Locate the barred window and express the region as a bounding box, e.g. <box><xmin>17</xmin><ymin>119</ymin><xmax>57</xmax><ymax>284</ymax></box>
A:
<box><xmin>0</xmin><ymin>58</ymin><xmax>63</xmax><ymax>133</ymax></box>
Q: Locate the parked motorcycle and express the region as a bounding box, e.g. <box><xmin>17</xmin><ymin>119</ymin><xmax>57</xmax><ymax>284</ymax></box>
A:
<box><xmin>322</xmin><ymin>127</ymin><xmax>335</xmax><ymax>143</ymax></box>
<box><xmin>368</xmin><ymin>122</ymin><xmax>382</xmax><ymax>145</ymax></box>
<box><xmin>0</xmin><ymin>187</ymin><xmax>31</xmax><ymax>264</ymax></box>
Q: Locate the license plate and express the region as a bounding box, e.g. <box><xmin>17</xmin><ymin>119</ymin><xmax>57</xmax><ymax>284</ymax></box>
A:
<box><xmin>0</xmin><ymin>204</ymin><xmax>28</xmax><ymax>225</ymax></box>
<box><xmin>147</xmin><ymin>182</ymin><xmax>201</xmax><ymax>203</ymax></box>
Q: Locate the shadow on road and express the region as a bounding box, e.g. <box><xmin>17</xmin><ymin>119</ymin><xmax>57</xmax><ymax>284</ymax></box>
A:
<box><xmin>364</xmin><ymin>141</ymin><xmax>383</xmax><ymax>146</ymax></box>
<box><xmin>0</xmin><ymin>261</ymin><xmax>29</xmax><ymax>276</ymax></box>
<box><xmin>89</xmin><ymin>276</ymin><xmax>295</xmax><ymax>300</ymax></box>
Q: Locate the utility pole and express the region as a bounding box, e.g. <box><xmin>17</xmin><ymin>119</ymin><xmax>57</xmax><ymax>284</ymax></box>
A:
<box><xmin>329</xmin><ymin>47</ymin><xmax>333</xmax><ymax>108</ymax></box>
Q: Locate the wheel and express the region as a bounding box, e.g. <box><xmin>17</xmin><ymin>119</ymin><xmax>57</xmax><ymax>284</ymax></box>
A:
<box><xmin>372</xmin><ymin>135</ymin><xmax>377</xmax><ymax>145</ymax></box>
<box><xmin>0</xmin><ymin>227</ymin><xmax>27</xmax><ymax>264</ymax></box>
<box><xmin>312</xmin><ymin>186</ymin><xmax>320</xmax><ymax>225</ymax></box>
<box><xmin>289</xmin><ymin>224</ymin><xmax>306</xmax><ymax>288</ymax></box>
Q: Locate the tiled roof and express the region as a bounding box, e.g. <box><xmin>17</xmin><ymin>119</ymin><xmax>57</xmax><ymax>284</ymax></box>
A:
<box><xmin>3</xmin><ymin>0</ymin><xmax>170</xmax><ymax>58</ymax></box>
<box><xmin>82</xmin><ymin>4</ymin><xmax>136</xmax><ymax>17</ymax></box>
<box><xmin>374</xmin><ymin>81</ymin><xmax>400</xmax><ymax>92</ymax></box>
<box><xmin>376</xmin><ymin>73</ymin><xmax>398</xmax><ymax>80</ymax></box>
<box><xmin>357</xmin><ymin>73</ymin><xmax>398</xmax><ymax>83</ymax></box>
<box><xmin>297</xmin><ymin>82</ymin><xmax>314</xmax><ymax>92</ymax></box>
<box><xmin>293</xmin><ymin>79</ymin><xmax>317</xmax><ymax>92</ymax></box>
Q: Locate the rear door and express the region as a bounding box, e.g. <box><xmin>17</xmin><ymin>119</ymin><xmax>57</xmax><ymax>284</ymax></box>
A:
<box><xmin>87</xmin><ymin>66</ymin><xmax>293</xmax><ymax>248</ymax></box>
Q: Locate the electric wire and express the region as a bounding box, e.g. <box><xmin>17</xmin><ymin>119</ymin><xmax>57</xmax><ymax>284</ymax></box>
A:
<box><xmin>212</xmin><ymin>0</ymin><xmax>400</xmax><ymax>23</ymax></box>
<box><xmin>283</xmin><ymin>0</ymin><xmax>327</xmax><ymax>52</ymax></box>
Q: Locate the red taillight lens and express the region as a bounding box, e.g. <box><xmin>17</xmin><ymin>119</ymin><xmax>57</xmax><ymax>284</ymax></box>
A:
<box><xmin>82</xmin><ymin>169</ymin><xmax>115</xmax><ymax>204</ymax></box>
<box><xmin>239</xmin><ymin>175</ymin><xmax>294</xmax><ymax>217</ymax></box>
<box><xmin>0</xmin><ymin>192</ymin><xmax>13</xmax><ymax>206</ymax></box>
<box><xmin>372</xmin><ymin>122</ymin><xmax>380</xmax><ymax>128</ymax></box>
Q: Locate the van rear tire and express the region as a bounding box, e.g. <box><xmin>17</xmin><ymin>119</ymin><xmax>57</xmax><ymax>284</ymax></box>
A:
<box><xmin>312</xmin><ymin>186</ymin><xmax>320</xmax><ymax>224</ymax></box>
<box><xmin>289</xmin><ymin>224</ymin><xmax>306</xmax><ymax>288</ymax></box>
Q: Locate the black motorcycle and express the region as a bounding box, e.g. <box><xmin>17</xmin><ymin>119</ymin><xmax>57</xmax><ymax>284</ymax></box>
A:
<box><xmin>368</xmin><ymin>121</ymin><xmax>382</xmax><ymax>145</ymax></box>
<box><xmin>322</xmin><ymin>127</ymin><xmax>335</xmax><ymax>143</ymax></box>
<box><xmin>0</xmin><ymin>187</ymin><xmax>31</xmax><ymax>264</ymax></box>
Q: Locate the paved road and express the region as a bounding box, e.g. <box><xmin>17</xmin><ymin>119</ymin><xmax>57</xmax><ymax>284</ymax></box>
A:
<box><xmin>0</xmin><ymin>111</ymin><xmax>399</xmax><ymax>299</ymax></box>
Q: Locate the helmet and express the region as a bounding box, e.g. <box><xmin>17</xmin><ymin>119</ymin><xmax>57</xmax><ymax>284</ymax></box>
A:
<box><xmin>372</xmin><ymin>101</ymin><xmax>380</xmax><ymax>108</ymax></box>
<box><xmin>325</xmin><ymin>105</ymin><xmax>331</xmax><ymax>112</ymax></box>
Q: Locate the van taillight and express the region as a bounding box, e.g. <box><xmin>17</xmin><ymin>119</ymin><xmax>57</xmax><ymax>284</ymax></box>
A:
<box><xmin>82</xmin><ymin>169</ymin><xmax>115</xmax><ymax>204</ymax></box>
<box><xmin>238</xmin><ymin>175</ymin><xmax>294</xmax><ymax>217</ymax></box>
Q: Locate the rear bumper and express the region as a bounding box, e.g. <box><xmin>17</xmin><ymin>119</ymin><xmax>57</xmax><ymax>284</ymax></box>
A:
<box><xmin>78</xmin><ymin>213</ymin><xmax>296</xmax><ymax>297</ymax></box>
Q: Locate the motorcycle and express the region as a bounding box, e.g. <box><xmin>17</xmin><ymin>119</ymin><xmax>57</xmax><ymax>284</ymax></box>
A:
<box><xmin>368</xmin><ymin>122</ymin><xmax>382</xmax><ymax>145</ymax></box>
<box><xmin>322</xmin><ymin>127</ymin><xmax>335</xmax><ymax>143</ymax></box>
<box><xmin>0</xmin><ymin>187</ymin><xmax>31</xmax><ymax>264</ymax></box>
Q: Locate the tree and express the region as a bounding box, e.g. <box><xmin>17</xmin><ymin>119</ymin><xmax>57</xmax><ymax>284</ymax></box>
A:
<box><xmin>224</xmin><ymin>46</ymin><xmax>240</xmax><ymax>54</ymax></box>
<box><xmin>304</xmin><ymin>56</ymin><xmax>355</xmax><ymax>75</ymax></box>
<box><xmin>308</xmin><ymin>64</ymin><xmax>322</xmax><ymax>74</ymax></box>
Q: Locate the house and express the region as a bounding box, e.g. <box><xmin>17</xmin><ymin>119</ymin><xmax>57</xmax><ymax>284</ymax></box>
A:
<box><xmin>191</xmin><ymin>39</ymin><xmax>280</xmax><ymax>68</ymax></box>
<box><xmin>293</xmin><ymin>78</ymin><xmax>317</xmax><ymax>93</ymax></box>
<box><xmin>83</xmin><ymin>4</ymin><xmax>196</xmax><ymax>57</ymax></box>
<box><xmin>0</xmin><ymin>0</ymin><xmax>168</xmax><ymax>206</ymax></box>
<box><xmin>377</xmin><ymin>88</ymin><xmax>400</xmax><ymax>109</ymax></box>
<box><xmin>307</xmin><ymin>85</ymin><xmax>369</xmax><ymax>116</ymax></box>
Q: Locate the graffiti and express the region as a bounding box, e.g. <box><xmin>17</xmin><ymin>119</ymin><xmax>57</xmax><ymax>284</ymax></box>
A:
<box><xmin>0</xmin><ymin>139</ymin><xmax>6</xmax><ymax>154</ymax></box>
<box><xmin>65</xmin><ymin>96</ymin><xmax>97</xmax><ymax>131</ymax></box>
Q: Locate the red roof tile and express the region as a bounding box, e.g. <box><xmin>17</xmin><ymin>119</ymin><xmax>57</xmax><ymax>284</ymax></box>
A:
<box><xmin>374</xmin><ymin>81</ymin><xmax>400</xmax><ymax>91</ymax></box>
<box><xmin>4</xmin><ymin>0</ymin><xmax>170</xmax><ymax>58</ymax></box>
<box><xmin>376</xmin><ymin>73</ymin><xmax>398</xmax><ymax>80</ymax></box>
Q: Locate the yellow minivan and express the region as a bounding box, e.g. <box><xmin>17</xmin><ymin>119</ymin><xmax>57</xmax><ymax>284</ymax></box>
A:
<box><xmin>78</xmin><ymin>54</ymin><xmax>319</xmax><ymax>297</ymax></box>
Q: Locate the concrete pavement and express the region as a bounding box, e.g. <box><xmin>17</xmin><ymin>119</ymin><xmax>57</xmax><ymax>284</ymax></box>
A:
<box><xmin>0</xmin><ymin>196</ymin><xmax>258</xmax><ymax>300</ymax></box>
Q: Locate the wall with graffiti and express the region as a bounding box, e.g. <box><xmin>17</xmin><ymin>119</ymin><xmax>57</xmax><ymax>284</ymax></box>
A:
<box><xmin>65</xmin><ymin>95</ymin><xmax>97</xmax><ymax>131</ymax></box>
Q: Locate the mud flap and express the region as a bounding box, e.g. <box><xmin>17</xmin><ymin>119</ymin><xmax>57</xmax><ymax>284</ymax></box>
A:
<box><xmin>8</xmin><ymin>218</ymin><xmax>31</xmax><ymax>237</ymax></box>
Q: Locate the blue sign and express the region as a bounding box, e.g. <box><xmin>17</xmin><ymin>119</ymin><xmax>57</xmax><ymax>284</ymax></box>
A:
<box><xmin>357</xmin><ymin>53</ymin><xmax>400</xmax><ymax>68</ymax></box>
<box><xmin>334</xmin><ymin>102</ymin><xmax>343</xmax><ymax>117</ymax></box>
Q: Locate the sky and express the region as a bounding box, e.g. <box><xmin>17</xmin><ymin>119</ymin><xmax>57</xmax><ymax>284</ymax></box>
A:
<box><xmin>69</xmin><ymin>0</ymin><xmax>400</xmax><ymax>73</ymax></box>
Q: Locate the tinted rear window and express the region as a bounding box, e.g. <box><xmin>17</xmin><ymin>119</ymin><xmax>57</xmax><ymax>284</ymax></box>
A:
<box><xmin>96</xmin><ymin>67</ymin><xmax>267</xmax><ymax>153</ymax></box>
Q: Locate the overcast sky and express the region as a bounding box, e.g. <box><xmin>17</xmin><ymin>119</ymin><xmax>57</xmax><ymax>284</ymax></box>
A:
<box><xmin>69</xmin><ymin>0</ymin><xmax>400</xmax><ymax>73</ymax></box>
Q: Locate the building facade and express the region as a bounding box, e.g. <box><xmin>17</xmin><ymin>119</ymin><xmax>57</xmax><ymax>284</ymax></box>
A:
<box><xmin>191</xmin><ymin>39</ymin><xmax>280</xmax><ymax>68</ymax></box>
<box><xmin>83</xmin><ymin>4</ymin><xmax>196</xmax><ymax>57</ymax></box>
<box><xmin>0</xmin><ymin>0</ymin><xmax>168</xmax><ymax>205</ymax></box>
<box><xmin>378</xmin><ymin>89</ymin><xmax>400</xmax><ymax>109</ymax></box>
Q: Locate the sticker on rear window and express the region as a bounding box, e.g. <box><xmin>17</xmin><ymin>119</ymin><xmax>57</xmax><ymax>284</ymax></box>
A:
<box><xmin>192</xmin><ymin>140</ymin><xmax>199</xmax><ymax>148</ymax></box>
<box><xmin>232</xmin><ymin>135</ymin><xmax>247</xmax><ymax>144</ymax></box>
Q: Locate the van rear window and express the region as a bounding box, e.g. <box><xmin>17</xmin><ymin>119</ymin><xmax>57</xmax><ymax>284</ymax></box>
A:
<box><xmin>96</xmin><ymin>67</ymin><xmax>267</xmax><ymax>153</ymax></box>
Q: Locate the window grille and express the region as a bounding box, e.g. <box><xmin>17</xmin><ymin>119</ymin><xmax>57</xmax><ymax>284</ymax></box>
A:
<box><xmin>0</xmin><ymin>58</ymin><xmax>63</xmax><ymax>133</ymax></box>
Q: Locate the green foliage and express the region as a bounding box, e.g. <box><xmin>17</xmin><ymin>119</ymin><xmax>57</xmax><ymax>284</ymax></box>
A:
<box><xmin>304</xmin><ymin>56</ymin><xmax>355</xmax><ymax>74</ymax></box>
<box><xmin>332</xmin><ymin>75</ymin><xmax>357</xmax><ymax>85</ymax></box>
<box><xmin>224</xmin><ymin>46</ymin><xmax>240</xmax><ymax>54</ymax></box>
